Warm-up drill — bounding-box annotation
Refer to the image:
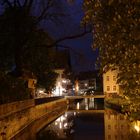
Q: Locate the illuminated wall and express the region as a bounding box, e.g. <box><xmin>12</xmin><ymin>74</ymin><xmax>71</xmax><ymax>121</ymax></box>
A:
<box><xmin>103</xmin><ymin>69</ymin><xmax>120</xmax><ymax>98</ymax></box>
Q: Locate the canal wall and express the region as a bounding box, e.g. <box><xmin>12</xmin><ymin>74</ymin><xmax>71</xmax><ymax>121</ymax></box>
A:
<box><xmin>0</xmin><ymin>98</ymin><xmax>67</xmax><ymax>140</ymax></box>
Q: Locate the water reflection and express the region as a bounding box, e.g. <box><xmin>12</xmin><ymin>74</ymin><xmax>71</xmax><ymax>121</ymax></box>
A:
<box><xmin>37</xmin><ymin>111</ymin><xmax>104</xmax><ymax>140</ymax></box>
<box><xmin>37</xmin><ymin>99</ymin><xmax>105</xmax><ymax>140</ymax></box>
<box><xmin>104</xmin><ymin>109</ymin><xmax>140</xmax><ymax>140</ymax></box>
<box><xmin>104</xmin><ymin>109</ymin><xmax>130</xmax><ymax>140</ymax></box>
<box><xmin>37</xmin><ymin>99</ymin><xmax>140</xmax><ymax>140</ymax></box>
<box><xmin>69</xmin><ymin>98</ymin><xmax>104</xmax><ymax>111</ymax></box>
<box><xmin>11</xmin><ymin>98</ymin><xmax>140</xmax><ymax>140</ymax></box>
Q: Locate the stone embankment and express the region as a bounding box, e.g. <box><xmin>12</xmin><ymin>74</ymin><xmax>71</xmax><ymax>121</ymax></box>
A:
<box><xmin>0</xmin><ymin>97</ymin><xmax>67</xmax><ymax>140</ymax></box>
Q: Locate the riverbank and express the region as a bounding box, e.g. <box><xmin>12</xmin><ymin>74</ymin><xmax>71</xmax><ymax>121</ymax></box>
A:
<box><xmin>0</xmin><ymin>97</ymin><xmax>67</xmax><ymax>140</ymax></box>
<box><xmin>105</xmin><ymin>98</ymin><xmax>140</xmax><ymax>120</ymax></box>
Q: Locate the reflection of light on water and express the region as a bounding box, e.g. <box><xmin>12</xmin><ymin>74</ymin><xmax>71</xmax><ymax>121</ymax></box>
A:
<box><xmin>61</xmin><ymin>116</ymin><xmax>66</xmax><ymax>121</ymax></box>
<box><xmin>133</xmin><ymin>121</ymin><xmax>140</xmax><ymax>133</ymax></box>
<box><xmin>134</xmin><ymin>125</ymin><xmax>140</xmax><ymax>132</ymax></box>
<box><xmin>56</xmin><ymin>118</ymin><xmax>60</xmax><ymax>122</ymax></box>
<box><xmin>76</xmin><ymin>102</ymin><xmax>80</xmax><ymax>110</ymax></box>
<box><xmin>65</xmin><ymin>113</ymin><xmax>67</xmax><ymax>117</ymax></box>
<box><xmin>59</xmin><ymin>122</ymin><xmax>62</xmax><ymax>129</ymax></box>
<box><xmin>85</xmin><ymin>98</ymin><xmax>88</xmax><ymax>103</ymax></box>
<box><xmin>85</xmin><ymin>104</ymin><xmax>89</xmax><ymax>110</ymax></box>
<box><xmin>64</xmin><ymin>123</ymin><xmax>68</xmax><ymax>128</ymax></box>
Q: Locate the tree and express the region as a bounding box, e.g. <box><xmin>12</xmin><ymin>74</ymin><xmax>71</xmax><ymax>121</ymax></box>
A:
<box><xmin>0</xmin><ymin>0</ymin><xmax>92</xmax><ymax>101</ymax></box>
<box><xmin>0</xmin><ymin>0</ymin><xmax>91</xmax><ymax>72</ymax></box>
<box><xmin>83</xmin><ymin>0</ymin><xmax>140</xmax><ymax>109</ymax></box>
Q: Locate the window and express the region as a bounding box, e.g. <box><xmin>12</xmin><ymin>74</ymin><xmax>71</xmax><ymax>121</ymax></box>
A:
<box><xmin>113</xmin><ymin>76</ymin><xmax>116</xmax><ymax>81</ymax></box>
<box><xmin>106</xmin><ymin>76</ymin><xmax>109</xmax><ymax>81</ymax></box>
<box><xmin>115</xmin><ymin>135</ymin><xmax>118</xmax><ymax>140</ymax></box>
<box><xmin>108</xmin><ymin>135</ymin><xmax>111</xmax><ymax>140</ymax></box>
<box><xmin>121</xmin><ymin>125</ymin><xmax>124</xmax><ymax>129</ymax></box>
<box><xmin>107</xmin><ymin>86</ymin><xmax>110</xmax><ymax>91</ymax></box>
<box><xmin>121</xmin><ymin>135</ymin><xmax>124</xmax><ymax>139</ymax></box>
<box><xmin>113</xmin><ymin>86</ymin><xmax>116</xmax><ymax>91</ymax></box>
<box><xmin>108</xmin><ymin>125</ymin><xmax>111</xmax><ymax>129</ymax></box>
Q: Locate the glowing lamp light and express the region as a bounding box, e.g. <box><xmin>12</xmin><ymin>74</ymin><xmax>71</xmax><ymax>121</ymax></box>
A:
<box><xmin>76</xmin><ymin>102</ymin><xmax>80</xmax><ymax>110</ymax></box>
<box><xmin>62</xmin><ymin>80</ymin><xmax>67</xmax><ymax>83</ymax></box>
<box><xmin>85</xmin><ymin>83</ymin><xmax>88</xmax><ymax>87</ymax></box>
<box><xmin>134</xmin><ymin>125</ymin><xmax>140</xmax><ymax>132</ymax></box>
<box><xmin>64</xmin><ymin>123</ymin><xmax>68</xmax><ymax>128</ymax></box>
<box><xmin>133</xmin><ymin>121</ymin><xmax>140</xmax><ymax>133</ymax></box>
<box><xmin>38</xmin><ymin>90</ymin><xmax>44</xmax><ymax>93</ymax></box>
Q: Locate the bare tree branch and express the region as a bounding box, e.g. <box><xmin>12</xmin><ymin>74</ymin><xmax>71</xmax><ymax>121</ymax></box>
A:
<box><xmin>16</xmin><ymin>0</ymin><xmax>21</xmax><ymax>7</ymax></box>
<box><xmin>2</xmin><ymin>0</ymin><xmax>13</xmax><ymax>7</ymax></box>
<box><xmin>51</xmin><ymin>27</ymin><xmax>92</xmax><ymax>47</ymax></box>
<box><xmin>23</xmin><ymin>0</ymin><xmax>28</xmax><ymax>7</ymax></box>
<box><xmin>35</xmin><ymin>0</ymin><xmax>53</xmax><ymax>24</ymax></box>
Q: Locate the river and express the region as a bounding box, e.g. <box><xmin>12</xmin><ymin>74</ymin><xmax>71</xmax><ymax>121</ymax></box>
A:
<box><xmin>36</xmin><ymin>98</ymin><xmax>140</xmax><ymax>140</ymax></box>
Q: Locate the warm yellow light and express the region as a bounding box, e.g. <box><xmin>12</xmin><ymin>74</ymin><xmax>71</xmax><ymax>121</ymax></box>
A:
<box><xmin>59</xmin><ymin>122</ymin><xmax>62</xmax><ymax>129</ymax></box>
<box><xmin>133</xmin><ymin>121</ymin><xmax>140</xmax><ymax>133</ymax></box>
<box><xmin>85</xmin><ymin>83</ymin><xmax>88</xmax><ymax>86</ymax></box>
<box><xmin>64</xmin><ymin>123</ymin><xmax>68</xmax><ymax>128</ymax></box>
<box><xmin>134</xmin><ymin>125</ymin><xmax>140</xmax><ymax>132</ymax></box>
<box><xmin>62</xmin><ymin>80</ymin><xmax>67</xmax><ymax>83</ymax></box>
<box><xmin>76</xmin><ymin>102</ymin><xmax>80</xmax><ymax>110</ymax></box>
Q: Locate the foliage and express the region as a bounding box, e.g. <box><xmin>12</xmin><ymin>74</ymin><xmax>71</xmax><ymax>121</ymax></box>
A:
<box><xmin>0</xmin><ymin>71</ymin><xmax>30</xmax><ymax>104</ymax></box>
<box><xmin>83</xmin><ymin>0</ymin><xmax>140</xmax><ymax>104</ymax></box>
<box><xmin>0</xmin><ymin>0</ymin><xmax>60</xmax><ymax>99</ymax></box>
<box><xmin>37</xmin><ymin>71</ymin><xmax>58</xmax><ymax>93</ymax></box>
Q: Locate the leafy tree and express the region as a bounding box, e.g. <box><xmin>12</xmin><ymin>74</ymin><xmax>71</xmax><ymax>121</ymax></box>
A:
<box><xmin>0</xmin><ymin>71</ymin><xmax>30</xmax><ymax>104</ymax></box>
<box><xmin>83</xmin><ymin>0</ymin><xmax>140</xmax><ymax>109</ymax></box>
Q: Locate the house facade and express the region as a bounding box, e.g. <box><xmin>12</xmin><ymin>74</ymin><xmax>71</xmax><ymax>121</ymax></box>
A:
<box><xmin>103</xmin><ymin>69</ymin><xmax>120</xmax><ymax>98</ymax></box>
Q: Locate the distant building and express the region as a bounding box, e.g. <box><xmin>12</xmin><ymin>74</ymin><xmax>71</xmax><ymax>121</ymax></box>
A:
<box><xmin>53</xmin><ymin>49</ymin><xmax>72</xmax><ymax>96</ymax></box>
<box><xmin>103</xmin><ymin>69</ymin><xmax>120</xmax><ymax>98</ymax></box>
<box><xmin>75</xmin><ymin>70</ymin><xmax>103</xmax><ymax>95</ymax></box>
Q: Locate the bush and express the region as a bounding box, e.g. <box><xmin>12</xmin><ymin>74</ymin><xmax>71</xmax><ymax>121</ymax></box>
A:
<box><xmin>0</xmin><ymin>72</ymin><xmax>30</xmax><ymax>104</ymax></box>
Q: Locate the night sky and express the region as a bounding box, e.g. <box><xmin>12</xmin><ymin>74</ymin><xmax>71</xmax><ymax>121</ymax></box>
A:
<box><xmin>0</xmin><ymin>0</ymin><xmax>98</xmax><ymax>73</ymax></box>
<box><xmin>41</xmin><ymin>0</ymin><xmax>98</xmax><ymax>73</ymax></box>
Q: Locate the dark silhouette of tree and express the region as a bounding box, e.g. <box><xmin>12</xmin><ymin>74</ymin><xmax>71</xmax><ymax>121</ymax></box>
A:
<box><xmin>0</xmin><ymin>0</ymin><xmax>91</xmax><ymax>101</ymax></box>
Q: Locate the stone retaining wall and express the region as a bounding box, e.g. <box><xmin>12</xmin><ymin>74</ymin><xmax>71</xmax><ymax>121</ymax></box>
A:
<box><xmin>0</xmin><ymin>98</ymin><xmax>67</xmax><ymax>140</ymax></box>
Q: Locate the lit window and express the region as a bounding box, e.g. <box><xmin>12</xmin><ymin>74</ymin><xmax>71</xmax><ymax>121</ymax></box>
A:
<box><xmin>113</xmin><ymin>76</ymin><xmax>116</xmax><ymax>81</ymax></box>
<box><xmin>106</xmin><ymin>76</ymin><xmax>109</xmax><ymax>81</ymax></box>
<box><xmin>113</xmin><ymin>86</ymin><xmax>116</xmax><ymax>91</ymax></box>
<box><xmin>107</xmin><ymin>86</ymin><xmax>110</xmax><ymax>91</ymax></box>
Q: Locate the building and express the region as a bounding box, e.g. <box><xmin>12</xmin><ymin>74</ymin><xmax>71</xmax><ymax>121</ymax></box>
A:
<box><xmin>52</xmin><ymin>49</ymin><xmax>72</xmax><ymax>96</ymax></box>
<box><xmin>75</xmin><ymin>70</ymin><xmax>102</xmax><ymax>95</ymax></box>
<box><xmin>103</xmin><ymin>69</ymin><xmax>120</xmax><ymax>98</ymax></box>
